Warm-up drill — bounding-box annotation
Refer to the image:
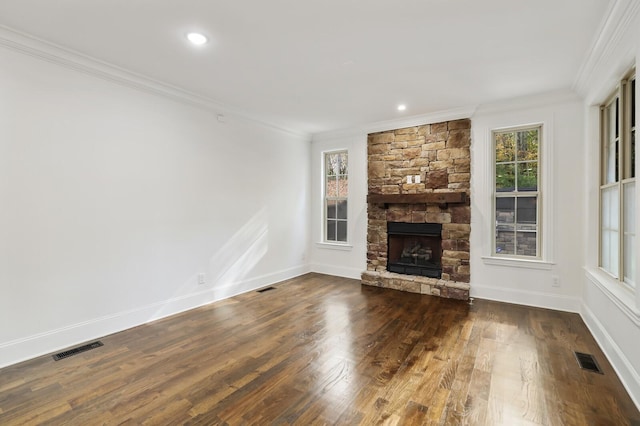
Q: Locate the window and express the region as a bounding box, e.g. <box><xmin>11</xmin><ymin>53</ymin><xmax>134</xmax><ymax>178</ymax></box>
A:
<box><xmin>600</xmin><ymin>70</ymin><xmax>635</xmax><ymax>289</ymax></box>
<box><xmin>493</xmin><ymin>125</ymin><xmax>541</xmax><ymax>257</ymax></box>
<box><xmin>324</xmin><ymin>151</ymin><xmax>348</xmax><ymax>242</ymax></box>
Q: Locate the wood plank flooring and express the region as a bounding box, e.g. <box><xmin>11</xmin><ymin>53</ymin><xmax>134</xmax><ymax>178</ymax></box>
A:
<box><xmin>0</xmin><ymin>273</ymin><xmax>638</xmax><ymax>425</ymax></box>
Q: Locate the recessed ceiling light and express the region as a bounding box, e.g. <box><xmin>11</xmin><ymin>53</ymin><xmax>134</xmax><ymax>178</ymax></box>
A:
<box><xmin>186</xmin><ymin>32</ymin><xmax>208</xmax><ymax>46</ymax></box>
<box><xmin>397</xmin><ymin>104</ymin><xmax>407</xmax><ymax>111</ymax></box>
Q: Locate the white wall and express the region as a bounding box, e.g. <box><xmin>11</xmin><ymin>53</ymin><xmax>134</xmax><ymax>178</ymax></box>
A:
<box><xmin>0</xmin><ymin>44</ymin><xmax>310</xmax><ymax>368</ymax></box>
<box><xmin>470</xmin><ymin>93</ymin><xmax>585</xmax><ymax>313</ymax></box>
<box><xmin>308</xmin><ymin>133</ymin><xmax>368</xmax><ymax>279</ymax></box>
<box><xmin>577</xmin><ymin>0</ymin><xmax>640</xmax><ymax>408</ymax></box>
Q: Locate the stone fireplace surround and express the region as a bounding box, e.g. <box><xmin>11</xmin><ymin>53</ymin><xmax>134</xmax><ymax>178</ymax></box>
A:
<box><xmin>361</xmin><ymin>119</ymin><xmax>471</xmax><ymax>300</ymax></box>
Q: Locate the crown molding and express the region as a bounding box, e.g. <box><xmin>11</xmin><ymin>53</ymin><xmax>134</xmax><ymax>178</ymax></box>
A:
<box><xmin>312</xmin><ymin>105</ymin><xmax>477</xmax><ymax>142</ymax></box>
<box><xmin>473</xmin><ymin>89</ymin><xmax>582</xmax><ymax>117</ymax></box>
<box><xmin>312</xmin><ymin>88</ymin><xmax>582</xmax><ymax>143</ymax></box>
<box><xmin>0</xmin><ymin>25</ymin><xmax>309</xmax><ymax>140</ymax></box>
<box><xmin>363</xmin><ymin>105</ymin><xmax>478</xmax><ymax>135</ymax></box>
<box><xmin>573</xmin><ymin>0</ymin><xmax>640</xmax><ymax>101</ymax></box>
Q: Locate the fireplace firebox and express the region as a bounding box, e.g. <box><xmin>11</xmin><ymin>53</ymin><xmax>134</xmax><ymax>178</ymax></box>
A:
<box><xmin>387</xmin><ymin>222</ymin><xmax>442</xmax><ymax>278</ymax></box>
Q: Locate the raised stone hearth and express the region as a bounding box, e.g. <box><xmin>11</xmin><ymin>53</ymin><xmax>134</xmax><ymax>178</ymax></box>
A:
<box><xmin>362</xmin><ymin>119</ymin><xmax>471</xmax><ymax>300</ymax></box>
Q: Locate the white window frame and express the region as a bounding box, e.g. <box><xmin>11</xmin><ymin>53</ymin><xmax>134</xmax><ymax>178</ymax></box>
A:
<box><xmin>599</xmin><ymin>70</ymin><xmax>636</xmax><ymax>291</ymax></box>
<box><xmin>322</xmin><ymin>149</ymin><xmax>348</xmax><ymax>244</ymax></box>
<box><xmin>492</xmin><ymin>124</ymin><xmax>543</xmax><ymax>260</ymax></box>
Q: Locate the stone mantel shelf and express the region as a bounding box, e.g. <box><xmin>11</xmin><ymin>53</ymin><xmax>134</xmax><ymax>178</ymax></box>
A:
<box><xmin>367</xmin><ymin>192</ymin><xmax>466</xmax><ymax>208</ymax></box>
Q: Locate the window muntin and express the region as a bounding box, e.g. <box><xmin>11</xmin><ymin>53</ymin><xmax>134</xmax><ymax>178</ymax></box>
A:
<box><xmin>494</xmin><ymin>126</ymin><xmax>541</xmax><ymax>258</ymax></box>
<box><xmin>324</xmin><ymin>151</ymin><xmax>348</xmax><ymax>242</ymax></box>
<box><xmin>600</xmin><ymin>71</ymin><xmax>635</xmax><ymax>290</ymax></box>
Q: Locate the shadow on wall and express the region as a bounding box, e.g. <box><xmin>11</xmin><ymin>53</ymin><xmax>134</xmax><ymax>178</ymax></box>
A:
<box><xmin>150</xmin><ymin>207</ymin><xmax>269</xmax><ymax>319</ymax></box>
<box><xmin>209</xmin><ymin>207</ymin><xmax>269</xmax><ymax>298</ymax></box>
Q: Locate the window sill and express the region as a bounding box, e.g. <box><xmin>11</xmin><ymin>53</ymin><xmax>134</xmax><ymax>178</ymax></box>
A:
<box><xmin>584</xmin><ymin>267</ymin><xmax>640</xmax><ymax>325</ymax></box>
<box><xmin>481</xmin><ymin>256</ymin><xmax>555</xmax><ymax>270</ymax></box>
<box><xmin>315</xmin><ymin>242</ymin><xmax>353</xmax><ymax>251</ymax></box>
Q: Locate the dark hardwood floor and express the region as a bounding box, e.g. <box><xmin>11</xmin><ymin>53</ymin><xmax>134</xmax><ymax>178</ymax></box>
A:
<box><xmin>0</xmin><ymin>273</ymin><xmax>638</xmax><ymax>425</ymax></box>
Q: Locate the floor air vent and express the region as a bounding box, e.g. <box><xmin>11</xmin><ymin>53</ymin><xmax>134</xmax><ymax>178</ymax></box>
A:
<box><xmin>53</xmin><ymin>341</ymin><xmax>103</xmax><ymax>361</ymax></box>
<box><xmin>257</xmin><ymin>286</ymin><xmax>276</xmax><ymax>293</ymax></box>
<box><xmin>574</xmin><ymin>351</ymin><xmax>603</xmax><ymax>374</ymax></box>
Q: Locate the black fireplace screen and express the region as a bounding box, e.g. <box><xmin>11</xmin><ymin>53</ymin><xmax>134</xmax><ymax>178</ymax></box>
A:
<box><xmin>387</xmin><ymin>222</ymin><xmax>442</xmax><ymax>278</ymax></box>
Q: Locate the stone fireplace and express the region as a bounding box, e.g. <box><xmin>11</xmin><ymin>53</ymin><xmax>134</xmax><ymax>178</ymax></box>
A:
<box><xmin>362</xmin><ymin>119</ymin><xmax>471</xmax><ymax>300</ymax></box>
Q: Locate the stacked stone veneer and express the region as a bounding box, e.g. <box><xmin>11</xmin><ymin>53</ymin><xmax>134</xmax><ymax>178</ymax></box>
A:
<box><xmin>362</xmin><ymin>119</ymin><xmax>471</xmax><ymax>300</ymax></box>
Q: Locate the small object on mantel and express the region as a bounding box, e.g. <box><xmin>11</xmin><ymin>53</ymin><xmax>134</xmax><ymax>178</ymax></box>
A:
<box><xmin>366</xmin><ymin>192</ymin><xmax>466</xmax><ymax>208</ymax></box>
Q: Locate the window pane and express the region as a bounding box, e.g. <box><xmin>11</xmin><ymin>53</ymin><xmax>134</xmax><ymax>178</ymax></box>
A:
<box><xmin>601</xmin><ymin>186</ymin><xmax>620</xmax><ymax>277</ymax></box>
<box><xmin>336</xmin><ymin>200</ymin><xmax>347</xmax><ymax>220</ymax></box>
<box><xmin>632</xmin><ymin>129</ymin><xmax>636</xmax><ymax>178</ymax></box>
<box><xmin>327</xmin><ymin>200</ymin><xmax>337</xmax><ymax>219</ymax></box>
<box><xmin>624</xmin><ymin>181</ymin><xmax>635</xmax><ymax>286</ymax></box>
<box><xmin>496</xmin><ymin>164</ymin><xmax>515</xmax><ymax>192</ymax></box>
<box><xmin>632</xmin><ymin>79</ymin><xmax>636</xmax><ymax>128</ymax></box>
<box><xmin>496</xmin><ymin>197</ymin><xmax>515</xmax><ymax>224</ymax></box>
<box><xmin>616</xmin><ymin>97</ymin><xmax>620</xmax><ymax>138</ymax></box>
<box><xmin>606</xmin><ymin>139</ymin><xmax>619</xmax><ymax>183</ymax></box>
<box><xmin>326</xmin><ymin>176</ymin><xmax>337</xmax><ymax>197</ymax></box>
<box><xmin>327</xmin><ymin>220</ymin><xmax>336</xmax><ymax>241</ymax></box>
<box><xmin>496</xmin><ymin>132</ymin><xmax>515</xmax><ymax>162</ymax></box>
<box><xmin>326</xmin><ymin>153</ymin><xmax>340</xmax><ymax>176</ymax></box>
<box><xmin>516</xmin><ymin>232</ymin><xmax>537</xmax><ymax>257</ymax></box>
<box><xmin>624</xmin><ymin>181</ymin><xmax>635</xmax><ymax>233</ymax></box>
<box><xmin>516</xmin><ymin>196</ymin><xmax>537</xmax><ymax>229</ymax></box>
<box><xmin>632</xmin><ymin>79</ymin><xmax>636</xmax><ymax>178</ymax></box>
<box><xmin>496</xmin><ymin>227</ymin><xmax>515</xmax><ymax>255</ymax></box>
<box><xmin>601</xmin><ymin>187</ymin><xmax>611</xmax><ymax>228</ymax></box>
<box><xmin>608</xmin><ymin>186</ymin><xmax>620</xmax><ymax>231</ymax></box>
<box><xmin>517</xmin><ymin>129</ymin><xmax>538</xmax><ymax>161</ymax></box>
<box><xmin>337</xmin><ymin>221</ymin><xmax>347</xmax><ymax>242</ymax></box>
<box><xmin>337</xmin><ymin>176</ymin><xmax>348</xmax><ymax>197</ymax></box>
<box><xmin>609</xmin><ymin>139</ymin><xmax>620</xmax><ymax>182</ymax></box>
<box><xmin>496</xmin><ymin>197</ymin><xmax>515</xmax><ymax>255</ymax></box>
<box><xmin>338</xmin><ymin>152</ymin><xmax>348</xmax><ymax>175</ymax></box>
<box><xmin>517</xmin><ymin>162</ymin><xmax>538</xmax><ymax>191</ymax></box>
<box><xmin>605</xmin><ymin>99</ymin><xmax>619</xmax><ymax>184</ymax></box>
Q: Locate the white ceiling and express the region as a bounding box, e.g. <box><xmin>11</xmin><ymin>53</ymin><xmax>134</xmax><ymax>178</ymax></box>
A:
<box><xmin>0</xmin><ymin>0</ymin><xmax>612</xmax><ymax>134</ymax></box>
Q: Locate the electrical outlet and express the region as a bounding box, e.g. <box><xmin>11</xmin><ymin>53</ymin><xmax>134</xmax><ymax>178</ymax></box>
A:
<box><xmin>198</xmin><ymin>273</ymin><xmax>206</xmax><ymax>285</ymax></box>
<box><xmin>552</xmin><ymin>275</ymin><xmax>560</xmax><ymax>287</ymax></box>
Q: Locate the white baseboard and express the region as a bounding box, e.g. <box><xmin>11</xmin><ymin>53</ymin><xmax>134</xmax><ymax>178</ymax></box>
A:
<box><xmin>309</xmin><ymin>263</ymin><xmax>363</xmax><ymax>280</ymax></box>
<box><xmin>581</xmin><ymin>303</ymin><xmax>640</xmax><ymax>411</ymax></box>
<box><xmin>470</xmin><ymin>283</ymin><xmax>581</xmax><ymax>313</ymax></box>
<box><xmin>0</xmin><ymin>264</ymin><xmax>309</xmax><ymax>369</ymax></box>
